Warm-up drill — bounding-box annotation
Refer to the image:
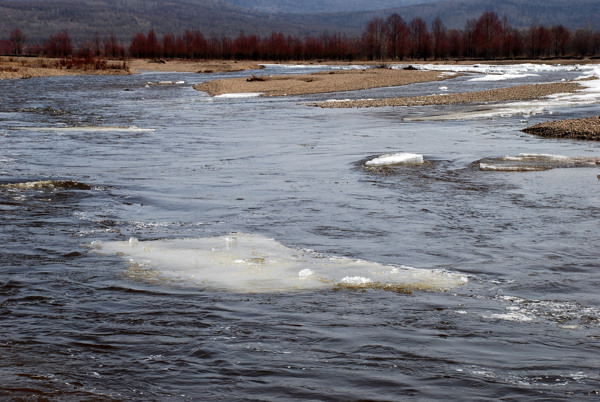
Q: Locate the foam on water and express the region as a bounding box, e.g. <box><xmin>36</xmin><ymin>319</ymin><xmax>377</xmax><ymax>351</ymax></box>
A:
<box><xmin>365</xmin><ymin>153</ymin><xmax>424</xmax><ymax>167</ymax></box>
<box><xmin>93</xmin><ymin>233</ymin><xmax>468</xmax><ymax>293</ymax></box>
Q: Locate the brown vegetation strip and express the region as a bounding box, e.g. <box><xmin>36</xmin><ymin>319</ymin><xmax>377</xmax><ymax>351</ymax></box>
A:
<box><xmin>0</xmin><ymin>56</ymin><xmax>132</xmax><ymax>80</ymax></box>
<box><xmin>129</xmin><ymin>59</ymin><xmax>263</xmax><ymax>73</ymax></box>
<box><xmin>313</xmin><ymin>82</ymin><xmax>583</xmax><ymax>108</ymax></box>
<box><xmin>522</xmin><ymin>115</ymin><xmax>600</xmax><ymax>141</ymax></box>
<box><xmin>193</xmin><ymin>69</ymin><xmax>448</xmax><ymax>96</ymax></box>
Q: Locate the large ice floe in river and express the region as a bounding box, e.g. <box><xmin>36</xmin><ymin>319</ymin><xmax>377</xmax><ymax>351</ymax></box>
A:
<box><xmin>476</xmin><ymin>153</ymin><xmax>600</xmax><ymax>172</ymax></box>
<box><xmin>92</xmin><ymin>233</ymin><xmax>467</xmax><ymax>293</ymax></box>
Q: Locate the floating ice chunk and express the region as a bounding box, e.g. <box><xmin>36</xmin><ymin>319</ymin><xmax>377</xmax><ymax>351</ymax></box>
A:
<box><xmin>13</xmin><ymin>126</ymin><xmax>155</xmax><ymax>133</ymax></box>
<box><xmin>129</xmin><ymin>237</ymin><xmax>139</xmax><ymax>247</ymax></box>
<box><xmin>503</xmin><ymin>153</ymin><xmax>569</xmax><ymax>161</ymax></box>
<box><xmin>478</xmin><ymin>154</ymin><xmax>599</xmax><ymax>172</ymax></box>
<box><xmin>94</xmin><ymin>233</ymin><xmax>467</xmax><ymax>293</ymax></box>
<box><xmin>365</xmin><ymin>152</ymin><xmax>424</xmax><ymax>167</ymax></box>
<box><xmin>439</xmin><ymin>86</ymin><xmax>448</xmax><ymax>90</ymax></box>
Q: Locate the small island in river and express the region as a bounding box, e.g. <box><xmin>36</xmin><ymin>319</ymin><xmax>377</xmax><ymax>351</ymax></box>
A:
<box><xmin>523</xmin><ymin>115</ymin><xmax>600</xmax><ymax>141</ymax></box>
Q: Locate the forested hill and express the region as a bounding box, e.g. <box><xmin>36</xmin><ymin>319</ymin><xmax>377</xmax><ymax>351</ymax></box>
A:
<box><xmin>0</xmin><ymin>0</ymin><xmax>598</xmax><ymax>45</ymax></box>
<box><xmin>225</xmin><ymin>0</ymin><xmax>440</xmax><ymax>14</ymax></box>
<box><xmin>388</xmin><ymin>0</ymin><xmax>600</xmax><ymax>32</ymax></box>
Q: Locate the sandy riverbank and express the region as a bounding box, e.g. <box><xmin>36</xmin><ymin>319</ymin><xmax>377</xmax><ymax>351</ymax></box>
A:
<box><xmin>523</xmin><ymin>115</ymin><xmax>600</xmax><ymax>140</ymax></box>
<box><xmin>0</xmin><ymin>56</ymin><xmax>133</xmax><ymax>80</ymax></box>
<box><xmin>193</xmin><ymin>68</ymin><xmax>451</xmax><ymax>96</ymax></box>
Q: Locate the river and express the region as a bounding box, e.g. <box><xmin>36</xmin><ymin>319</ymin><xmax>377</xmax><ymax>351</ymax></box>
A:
<box><xmin>1</xmin><ymin>63</ymin><xmax>599</xmax><ymax>400</ymax></box>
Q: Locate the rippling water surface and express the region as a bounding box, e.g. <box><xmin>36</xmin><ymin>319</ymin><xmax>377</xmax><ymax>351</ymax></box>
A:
<box><xmin>1</xmin><ymin>64</ymin><xmax>599</xmax><ymax>400</ymax></box>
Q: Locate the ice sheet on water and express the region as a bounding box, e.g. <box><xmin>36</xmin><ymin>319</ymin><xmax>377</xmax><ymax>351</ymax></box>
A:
<box><xmin>392</xmin><ymin>63</ymin><xmax>581</xmax><ymax>75</ymax></box>
<box><xmin>260</xmin><ymin>64</ymin><xmax>369</xmax><ymax>71</ymax></box>
<box><xmin>93</xmin><ymin>233</ymin><xmax>468</xmax><ymax>293</ymax></box>
<box><xmin>468</xmin><ymin>73</ymin><xmax>539</xmax><ymax>82</ymax></box>
<box><xmin>12</xmin><ymin>126</ymin><xmax>155</xmax><ymax>133</ymax></box>
<box><xmin>364</xmin><ymin>152</ymin><xmax>424</xmax><ymax>167</ymax></box>
<box><xmin>214</xmin><ymin>92</ymin><xmax>263</xmax><ymax>98</ymax></box>
<box><xmin>477</xmin><ymin>153</ymin><xmax>600</xmax><ymax>172</ymax></box>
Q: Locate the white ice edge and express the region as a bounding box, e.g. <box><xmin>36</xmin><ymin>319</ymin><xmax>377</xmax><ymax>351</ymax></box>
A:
<box><xmin>391</xmin><ymin>63</ymin><xmax>587</xmax><ymax>75</ymax></box>
<box><xmin>468</xmin><ymin>73</ymin><xmax>539</xmax><ymax>82</ymax></box>
<box><xmin>12</xmin><ymin>126</ymin><xmax>155</xmax><ymax>133</ymax></box>
<box><xmin>390</xmin><ymin>64</ymin><xmax>600</xmax><ymax>121</ymax></box>
<box><xmin>479</xmin><ymin>154</ymin><xmax>600</xmax><ymax>172</ymax></box>
<box><xmin>365</xmin><ymin>152</ymin><xmax>424</xmax><ymax>167</ymax></box>
<box><xmin>215</xmin><ymin>92</ymin><xmax>263</xmax><ymax>98</ymax></box>
<box><xmin>92</xmin><ymin>233</ymin><xmax>468</xmax><ymax>293</ymax></box>
<box><xmin>260</xmin><ymin>63</ymin><xmax>370</xmax><ymax>70</ymax></box>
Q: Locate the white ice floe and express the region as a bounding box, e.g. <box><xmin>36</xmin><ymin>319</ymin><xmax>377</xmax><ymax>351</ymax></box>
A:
<box><xmin>93</xmin><ymin>233</ymin><xmax>468</xmax><ymax>293</ymax></box>
<box><xmin>146</xmin><ymin>81</ymin><xmax>185</xmax><ymax>85</ymax></box>
<box><xmin>468</xmin><ymin>73</ymin><xmax>538</xmax><ymax>82</ymax></box>
<box><xmin>12</xmin><ymin>126</ymin><xmax>155</xmax><ymax>133</ymax></box>
<box><xmin>479</xmin><ymin>163</ymin><xmax>543</xmax><ymax>172</ymax></box>
<box><xmin>214</xmin><ymin>92</ymin><xmax>263</xmax><ymax>98</ymax></box>
<box><xmin>260</xmin><ymin>64</ymin><xmax>369</xmax><ymax>71</ymax></box>
<box><xmin>414</xmin><ymin>64</ymin><xmax>600</xmax><ymax>120</ymax></box>
<box><xmin>365</xmin><ymin>152</ymin><xmax>424</xmax><ymax>167</ymax></box>
<box><xmin>392</xmin><ymin>63</ymin><xmax>581</xmax><ymax>75</ymax></box>
<box><xmin>478</xmin><ymin>153</ymin><xmax>599</xmax><ymax>172</ymax></box>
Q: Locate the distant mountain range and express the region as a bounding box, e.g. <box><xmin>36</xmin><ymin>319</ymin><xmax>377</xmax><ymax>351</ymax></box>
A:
<box><xmin>0</xmin><ymin>0</ymin><xmax>598</xmax><ymax>45</ymax></box>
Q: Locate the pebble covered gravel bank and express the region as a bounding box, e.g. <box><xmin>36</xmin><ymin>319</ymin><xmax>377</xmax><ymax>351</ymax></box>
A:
<box><xmin>313</xmin><ymin>82</ymin><xmax>582</xmax><ymax>108</ymax></box>
<box><xmin>523</xmin><ymin>115</ymin><xmax>600</xmax><ymax>141</ymax></box>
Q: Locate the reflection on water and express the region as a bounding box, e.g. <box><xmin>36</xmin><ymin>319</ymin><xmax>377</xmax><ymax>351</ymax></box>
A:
<box><xmin>1</xmin><ymin>65</ymin><xmax>600</xmax><ymax>400</ymax></box>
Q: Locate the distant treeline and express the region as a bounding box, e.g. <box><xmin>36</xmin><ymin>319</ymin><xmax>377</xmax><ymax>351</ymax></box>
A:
<box><xmin>3</xmin><ymin>11</ymin><xmax>600</xmax><ymax>61</ymax></box>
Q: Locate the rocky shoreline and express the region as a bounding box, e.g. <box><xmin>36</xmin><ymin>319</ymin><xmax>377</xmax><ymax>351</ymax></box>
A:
<box><xmin>523</xmin><ymin>115</ymin><xmax>600</xmax><ymax>141</ymax></box>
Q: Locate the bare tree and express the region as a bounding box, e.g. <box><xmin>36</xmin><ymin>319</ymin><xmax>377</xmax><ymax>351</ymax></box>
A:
<box><xmin>386</xmin><ymin>13</ymin><xmax>409</xmax><ymax>61</ymax></box>
<box><xmin>431</xmin><ymin>17</ymin><xmax>447</xmax><ymax>60</ymax></box>
<box><xmin>10</xmin><ymin>28</ymin><xmax>26</xmax><ymax>55</ymax></box>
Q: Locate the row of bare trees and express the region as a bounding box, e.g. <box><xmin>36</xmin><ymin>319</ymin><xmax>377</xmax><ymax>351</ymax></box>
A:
<box><xmin>362</xmin><ymin>12</ymin><xmax>597</xmax><ymax>60</ymax></box>
<box><xmin>5</xmin><ymin>11</ymin><xmax>600</xmax><ymax>61</ymax></box>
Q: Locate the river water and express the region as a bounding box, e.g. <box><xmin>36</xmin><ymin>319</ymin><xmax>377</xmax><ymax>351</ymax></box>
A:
<box><xmin>1</xmin><ymin>64</ymin><xmax>599</xmax><ymax>400</ymax></box>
